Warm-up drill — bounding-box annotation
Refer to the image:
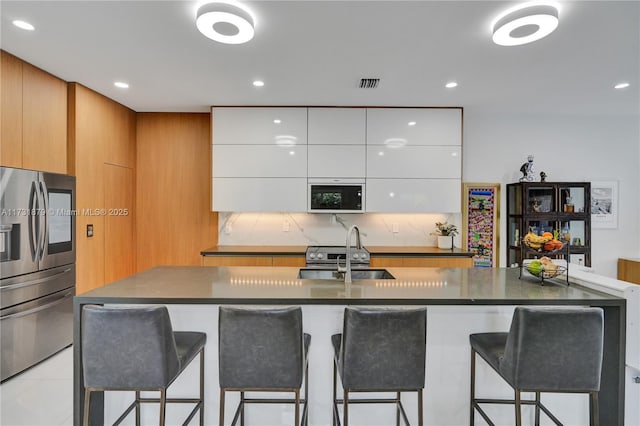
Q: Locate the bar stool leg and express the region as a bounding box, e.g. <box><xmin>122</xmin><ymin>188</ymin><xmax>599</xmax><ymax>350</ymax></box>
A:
<box><xmin>294</xmin><ymin>389</ymin><xmax>300</xmax><ymax>426</ymax></box>
<box><xmin>200</xmin><ymin>349</ymin><xmax>205</xmax><ymax>426</ymax></box>
<box><xmin>240</xmin><ymin>391</ymin><xmax>245</xmax><ymax>426</ymax></box>
<box><xmin>135</xmin><ymin>390</ymin><xmax>141</xmax><ymax>426</ymax></box>
<box><xmin>418</xmin><ymin>389</ymin><xmax>424</xmax><ymax>426</ymax></box>
<box><xmin>332</xmin><ymin>361</ymin><xmax>338</xmax><ymax>426</ymax></box>
<box><xmin>219</xmin><ymin>389</ymin><xmax>225</xmax><ymax>426</ymax></box>
<box><xmin>590</xmin><ymin>391</ymin><xmax>599</xmax><ymax>426</ymax></box>
<box><xmin>343</xmin><ymin>390</ymin><xmax>349</xmax><ymax>426</ymax></box>
<box><xmin>514</xmin><ymin>389</ymin><xmax>522</xmax><ymax>426</ymax></box>
<box><xmin>83</xmin><ymin>389</ymin><xmax>92</xmax><ymax>426</ymax></box>
<box><xmin>396</xmin><ymin>392</ymin><xmax>401</xmax><ymax>426</ymax></box>
<box><xmin>159</xmin><ymin>388</ymin><xmax>167</xmax><ymax>426</ymax></box>
<box><xmin>469</xmin><ymin>350</ymin><xmax>476</xmax><ymax>426</ymax></box>
<box><xmin>534</xmin><ymin>391</ymin><xmax>541</xmax><ymax>426</ymax></box>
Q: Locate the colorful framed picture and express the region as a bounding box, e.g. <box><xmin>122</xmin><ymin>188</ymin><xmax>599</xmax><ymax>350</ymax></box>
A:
<box><xmin>462</xmin><ymin>183</ymin><xmax>500</xmax><ymax>268</ymax></box>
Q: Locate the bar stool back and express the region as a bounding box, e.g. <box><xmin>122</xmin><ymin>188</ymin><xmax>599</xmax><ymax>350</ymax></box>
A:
<box><xmin>82</xmin><ymin>305</ymin><xmax>206</xmax><ymax>426</ymax></box>
<box><xmin>469</xmin><ymin>306</ymin><xmax>604</xmax><ymax>426</ymax></box>
<box><xmin>332</xmin><ymin>306</ymin><xmax>427</xmax><ymax>426</ymax></box>
<box><xmin>218</xmin><ymin>306</ymin><xmax>310</xmax><ymax>426</ymax></box>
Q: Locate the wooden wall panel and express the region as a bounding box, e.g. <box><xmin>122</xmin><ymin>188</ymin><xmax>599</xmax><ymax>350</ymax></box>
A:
<box><xmin>618</xmin><ymin>258</ymin><xmax>640</xmax><ymax>285</ymax></box>
<box><xmin>68</xmin><ymin>83</ymin><xmax>135</xmax><ymax>293</ymax></box>
<box><xmin>1</xmin><ymin>51</ymin><xmax>23</xmax><ymax>167</ymax></box>
<box><xmin>104</xmin><ymin>164</ymin><xmax>135</xmax><ymax>283</ymax></box>
<box><xmin>136</xmin><ymin>113</ymin><xmax>217</xmax><ymax>271</ymax></box>
<box><xmin>69</xmin><ymin>84</ymin><xmax>106</xmax><ymax>293</ymax></box>
<box><xmin>106</xmin><ymin>101</ymin><xmax>136</xmax><ymax>168</ymax></box>
<box><xmin>22</xmin><ymin>62</ymin><xmax>67</xmax><ymax>174</ymax></box>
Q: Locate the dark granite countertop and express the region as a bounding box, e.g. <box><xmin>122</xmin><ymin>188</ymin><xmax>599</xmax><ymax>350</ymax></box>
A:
<box><xmin>200</xmin><ymin>245</ymin><xmax>473</xmax><ymax>257</ymax></box>
<box><xmin>75</xmin><ymin>266</ymin><xmax>621</xmax><ymax>306</ymax></box>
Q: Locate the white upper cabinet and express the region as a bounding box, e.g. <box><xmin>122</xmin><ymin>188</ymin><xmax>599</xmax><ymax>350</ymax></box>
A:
<box><xmin>308</xmin><ymin>108</ymin><xmax>366</xmax><ymax>145</ymax></box>
<box><xmin>367</xmin><ymin>146</ymin><xmax>461</xmax><ymax>178</ymax></box>
<box><xmin>366</xmin><ymin>178</ymin><xmax>461</xmax><ymax>213</ymax></box>
<box><xmin>213</xmin><ymin>107</ymin><xmax>307</xmax><ymax>145</ymax></box>
<box><xmin>213</xmin><ymin>145</ymin><xmax>307</xmax><ymax>177</ymax></box>
<box><xmin>366</xmin><ymin>108</ymin><xmax>461</xmax><ymax>146</ymax></box>
<box><xmin>307</xmin><ymin>108</ymin><xmax>366</xmax><ymax>178</ymax></box>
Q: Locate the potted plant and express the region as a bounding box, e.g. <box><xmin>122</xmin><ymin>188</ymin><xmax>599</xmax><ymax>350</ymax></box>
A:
<box><xmin>432</xmin><ymin>221</ymin><xmax>458</xmax><ymax>249</ymax></box>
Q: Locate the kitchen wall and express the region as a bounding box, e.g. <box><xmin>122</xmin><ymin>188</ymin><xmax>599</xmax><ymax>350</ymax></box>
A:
<box><xmin>463</xmin><ymin>107</ymin><xmax>640</xmax><ymax>278</ymax></box>
<box><xmin>218</xmin><ymin>212</ymin><xmax>462</xmax><ymax>248</ymax></box>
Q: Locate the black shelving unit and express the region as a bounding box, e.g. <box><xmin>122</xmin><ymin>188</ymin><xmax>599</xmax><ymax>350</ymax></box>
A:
<box><xmin>506</xmin><ymin>182</ymin><xmax>591</xmax><ymax>268</ymax></box>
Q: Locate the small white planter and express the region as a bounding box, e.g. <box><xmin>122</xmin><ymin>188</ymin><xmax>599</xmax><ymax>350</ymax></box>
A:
<box><xmin>437</xmin><ymin>235</ymin><xmax>453</xmax><ymax>249</ymax></box>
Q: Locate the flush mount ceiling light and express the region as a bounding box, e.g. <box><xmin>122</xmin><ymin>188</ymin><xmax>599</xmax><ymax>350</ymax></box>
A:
<box><xmin>445</xmin><ymin>81</ymin><xmax>458</xmax><ymax>88</ymax></box>
<box><xmin>196</xmin><ymin>1</ymin><xmax>256</xmax><ymax>45</ymax></box>
<box><xmin>614</xmin><ymin>82</ymin><xmax>630</xmax><ymax>89</ymax></box>
<box><xmin>491</xmin><ymin>1</ymin><xmax>560</xmax><ymax>46</ymax></box>
<box><xmin>114</xmin><ymin>81</ymin><xmax>129</xmax><ymax>89</ymax></box>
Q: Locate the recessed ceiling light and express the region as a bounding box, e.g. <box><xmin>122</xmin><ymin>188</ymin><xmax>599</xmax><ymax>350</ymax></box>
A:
<box><xmin>196</xmin><ymin>1</ymin><xmax>256</xmax><ymax>45</ymax></box>
<box><xmin>491</xmin><ymin>1</ymin><xmax>560</xmax><ymax>46</ymax></box>
<box><xmin>13</xmin><ymin>20</ymin><xmax>35</xmax><ymax>31</ymax></box>
<box><xmin>445</xmin><ymin>82</ymin><xmax>458</xmax><ymax>88</ymax></box>
<box><xmin>114</xmin><ymin>81</ymin><xmax>129</xmax><ymax>89</ymax></box>
<box><xmin>614</xmin><ymin>82</ymin><xmax>630</xmax><ymax>89</ymax></box>
<box><xmin>273</xmin><ymin>119</ymin><xmax>281</xmax><ymax>124</ymax></box>
<box><xmin>408</xmin><ymin>121</ymin><xmax>417</xmax><ymax>126</ymax></box>
<box><xmin>253</xmin><ymin>80</ymin><xmax>264</xmax><ymax>87</ymax></box>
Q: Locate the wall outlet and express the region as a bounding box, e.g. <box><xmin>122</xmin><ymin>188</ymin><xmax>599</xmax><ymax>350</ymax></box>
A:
<box><xmin>86</xmin><ymin>224</ymin><xmax>94</xmax><ymax>237</ymax></box>
<box><xmin>224</xmin><ymin>224</ymin><xmax>232</xmax><ymax>234</ymax></box>
<box><xmin>282</xmin><ymin>220</ymin><xmax>290</xmax><ymax>232</ymax></box>
<box><xmin>392</xmin><ymin>223</ymin><xmax>400</xmax><ymax>233</ymax></box>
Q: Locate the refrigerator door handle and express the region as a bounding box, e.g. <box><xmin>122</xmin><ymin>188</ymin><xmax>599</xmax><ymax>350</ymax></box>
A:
<box><xmin>28</xmin><ymin>181</ymin><xmax>39</xmax><ymax>262</ymax></box>
<box><xmin>0</xmin><ymin>267</ymin><xmax>73</xmax><ymax>291</ymax></box>
<box><xmin>0</xmin><ymin>290</ymin><xmax>73</xmax><ymax>320</ymax></box>
<box><xmin>39</xmin><ymin>181</ymin><xmax>49</xmax><ymax>261</ymax></box>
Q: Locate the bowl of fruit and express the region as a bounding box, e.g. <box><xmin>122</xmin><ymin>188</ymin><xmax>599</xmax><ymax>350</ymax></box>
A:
<box><xmin>523</xmin><ymin>231</ymin><xmax>564</xmax><ymax>253</ymax></box>
<box><xmin>526</xmin><ymin>257</ymin><xmax>567</xmax><ymax>279</ymax></box>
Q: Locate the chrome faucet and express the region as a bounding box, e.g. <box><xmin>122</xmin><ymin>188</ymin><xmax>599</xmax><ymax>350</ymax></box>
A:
<box><xmin>337</xmin><ymin>225</ymin><xmax>362</xmax><ymax>284</ymax></box>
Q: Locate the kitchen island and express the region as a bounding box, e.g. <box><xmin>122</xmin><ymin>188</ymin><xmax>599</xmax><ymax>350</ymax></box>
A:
<box><xmin>74</xmin><ymin>266</ymin><xmax>625</xmax><ymax>425</ymax></box>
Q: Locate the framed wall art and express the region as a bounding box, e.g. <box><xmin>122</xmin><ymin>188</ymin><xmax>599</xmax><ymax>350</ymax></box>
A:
<box><xmin>462</xmin><ymin>183</ymin><xmax>500</xmax><ymax>268</ymax></box>
<box><xmin>591</xmin><ymin>181</ymin><xmax>618</xmax><ymax>229</ymax></box>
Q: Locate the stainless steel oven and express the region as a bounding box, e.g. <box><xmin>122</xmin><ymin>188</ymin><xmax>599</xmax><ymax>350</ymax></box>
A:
<box><xmin>308</xmin><ymin>179</ymin><xmax>365</xmax><ymax>213</ymax></box>
<box><xmin>0</xmin><ymin>166</ymin><xmax>75</xmax><ymax>381</ymax></box>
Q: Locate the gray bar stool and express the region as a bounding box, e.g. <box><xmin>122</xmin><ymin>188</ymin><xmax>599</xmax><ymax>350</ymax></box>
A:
<box><xmin>331</xmin><ymin>306</ymin><xmax>427</xmax><ymax>426</ymax></box>
<box><xmin>469</xmin><ymin>306</ymin><xmax>604</xmax><ymax>426</ymax></box>
<box><xmin>82</xmin><ymin>305</ymin><xmax>206</xmax><ymax>426</ymax></box>
<box><xmin>218</xmin><ymin>306</ymin><xmax>311</xmax><ymax>426</ymax></box>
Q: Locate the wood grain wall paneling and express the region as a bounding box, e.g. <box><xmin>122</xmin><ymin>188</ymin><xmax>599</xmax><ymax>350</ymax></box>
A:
<box><xmin>1</xmin><ymin>51</ymin><xmax>23</xmax><ymax>167</ymax></box>
<box><xmin>202</xmin><ymin>256</ymin><xmax>272</xmax><ymax>267</ymax></box>
<box><xmin>68</xmin><ymin>83</ymin><xmax>136</xmax><ymax>293</ymax></box>
<box><xmin>22</xmin><ymin>62</ymin><xmax>67</xmax><ymax>174</ymax></box>
<box><xmin>136</xmin><ymin>113</ymin><xmax>217</xmax><ymax>271</ymax></box>
<box><xmin>618</xmin><ymin>258</ymin><xmax>640</xmax><ymax>284</ymax></box>
<box><xmin>104</xmin><ymin>164</ymin><xmax>135</xmax><ymax>283</ymax></box>
<box><xmin>68</xmin><ymin>84</ymin><xmax>105</xmax><ymax>293</ymax></box>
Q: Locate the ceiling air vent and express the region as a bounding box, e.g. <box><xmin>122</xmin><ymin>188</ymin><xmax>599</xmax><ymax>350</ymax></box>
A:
<box><xmin>359</xmin><ymin>78</ymin><xmax>380</xmax><ymax>89</ymax></box>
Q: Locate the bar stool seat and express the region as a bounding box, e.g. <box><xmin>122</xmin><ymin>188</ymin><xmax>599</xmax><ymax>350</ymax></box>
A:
<box><xmin>218</xmin><ymin>306</ymin><xmax>310</xmax><ymax>426</ymax></box>
<box><xmin>82</xmin><ymin>305</ymin><xmax>206</xmax><ymax>426</ymax></box>
<box><xmin>332</xmin><ymin>306</ymin><xmax>427</xmax><ymax>426</ymax></box>
<box><xmin>469</xmin><ymin>306</ymin><xmax>604</xmax><ymax>426</ymax></box>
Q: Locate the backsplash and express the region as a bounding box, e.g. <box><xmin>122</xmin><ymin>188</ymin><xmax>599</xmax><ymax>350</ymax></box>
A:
<box><xmin>218</xmin><ymin>212</ymin><xmax>463</xmax><ymax>247</ymax></box>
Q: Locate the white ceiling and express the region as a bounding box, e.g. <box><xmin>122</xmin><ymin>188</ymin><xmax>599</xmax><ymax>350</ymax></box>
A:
<box><xmin>1</xmin><ymin>1</ymin><xmax>638</xmax><ymax>115</ymax></box>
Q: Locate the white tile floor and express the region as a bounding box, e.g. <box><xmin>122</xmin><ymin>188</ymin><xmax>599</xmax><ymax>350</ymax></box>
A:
<box><xmin>0</xmin><ymin>346</ymin><xmax>73</xmax><ymax>426</ymax></box>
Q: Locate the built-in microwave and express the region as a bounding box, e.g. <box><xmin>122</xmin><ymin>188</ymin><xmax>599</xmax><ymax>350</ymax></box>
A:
<box><xmin>308</xmin><ymin>179</ymin><xmax>365</xmax><ymax>213</ymax></box>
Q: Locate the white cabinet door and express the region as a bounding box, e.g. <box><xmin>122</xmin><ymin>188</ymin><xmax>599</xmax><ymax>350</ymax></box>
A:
<box><xmin>367</xmin><ymin>146</ymin><xmax>461</xmax><ymax>179</ymax></box>
<box><xmin>308</xmin><ymin>145</ymin><xmax>365</xmax><ymax>178</ymax></box>
<box><xmin>366</xmin><ymin>108</ymin><xmax>461</xmax><ymax>146</ymax></box>
<box><xmin>308</xmin><ymin>108</ymin><xmax>366</xmax><ymax>145</ymax></box>
<box><xmin>213</xmin><ymin>146</ymin><xmax>307</xmax><ymax>177</ymax></box>
<box><xmin>212</xmin><ymin>178</ymin><xmax>307</xmax><ymax>212</ymax></box>
<box><xmin>366</xmin><ymin>178</ymin><xmax>461</xmax><ymax>213</ymax></box>
<box><xmin>213</xmin><ymin>107</ymin><xmax>307</xmax><ymax>145</ymax></box>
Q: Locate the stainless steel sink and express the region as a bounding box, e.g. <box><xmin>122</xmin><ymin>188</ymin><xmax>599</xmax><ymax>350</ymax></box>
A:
<box><xmin>297</xmin><ymin>268</ymin><xmax>395</xmax><ymax>280</ymax></box>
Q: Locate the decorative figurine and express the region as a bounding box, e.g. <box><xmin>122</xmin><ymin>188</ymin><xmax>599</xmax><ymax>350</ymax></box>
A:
<box><xmin>540</xmin><ymin>171</ymin><xmax>547</xmax><ymax>182</ymax></box>
<box><xmin>518</xmin><ymin>155</ymin><xmax>535</xmax><ymax>182</ymax></box>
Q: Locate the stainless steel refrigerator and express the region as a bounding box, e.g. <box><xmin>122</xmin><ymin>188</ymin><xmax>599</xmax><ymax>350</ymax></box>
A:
<box><xmin>1</xmin><ymin>166</ymin><xmax>76</xmax><ymax>382</ymax></box>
